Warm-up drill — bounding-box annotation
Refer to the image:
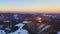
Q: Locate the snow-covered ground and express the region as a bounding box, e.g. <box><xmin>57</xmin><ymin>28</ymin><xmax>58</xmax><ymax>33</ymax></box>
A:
<box><xmin>0</xmin><ymin>23</ymin><xmax>29</xmax><ymax>34</ymax></box>
<box><xmin>57</xmin><ymin>31</ymin><xmax>60</xmax><ymax>34</ymax></box>
<box><xmin>0</xmin><ymin>22</ymin><xmax>60</xmax><ymax>34</ymax></box>
<box><xmin>9</xmin><ymin>23</ymin><xmax>29</xmax><ymax>34</ymax></box>
<box><xmin>0</xmin><ymin>30</ymin><xmax>6</xmax><ymax>34</ymax></box>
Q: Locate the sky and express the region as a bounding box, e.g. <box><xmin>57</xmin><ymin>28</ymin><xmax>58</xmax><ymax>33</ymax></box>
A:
<box><xmin>0</xmin><ymin>0</ymin><xmax>60</xmax><ymax>13</ymax></box>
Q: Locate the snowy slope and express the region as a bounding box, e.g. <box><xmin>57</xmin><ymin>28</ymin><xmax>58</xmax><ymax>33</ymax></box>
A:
<box><xmin>9</xmin><ymin>23</ymin><xmax>29</xmax><ymax>34</ymax></box>
<box><xmin>0</xmin><ymin>23</ymin><xmax>29</xmax><ymax>34</ymax></box>
<box><xmin>0</xmin><ymin>30</ymin><xmax>6</xmax><ymax>34</ymax></box>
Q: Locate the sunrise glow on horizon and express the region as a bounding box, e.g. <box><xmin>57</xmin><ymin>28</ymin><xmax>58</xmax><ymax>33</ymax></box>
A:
<box><xmin>0</xmin><ymin>0</ymin><xmax>60</xmax><ymax>13</ymax></box>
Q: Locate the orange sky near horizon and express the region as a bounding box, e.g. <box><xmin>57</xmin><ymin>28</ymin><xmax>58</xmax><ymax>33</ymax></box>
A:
<box><xmin>0</xmin><ymin>7</ymin><xmax>60</xmax><ymax>13</ymax></box>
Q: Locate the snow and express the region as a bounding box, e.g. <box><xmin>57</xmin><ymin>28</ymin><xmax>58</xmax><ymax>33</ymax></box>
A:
<box><xmin>0</xmin><ymin>22</ymin><xmax>59</xmax><ymax>34</ymax></box>
<box><xmin>0</xmin><ymin>23</ymin><xmax>29</xmax><ymax>34</ymax></box>
<box><xmin>57</xmin><ymin>31</ymin><xmax>60</xmax><ymax>34</ymax></box>
<box><xmin>22</xmin><ymin>21</ymin><xmax>31</xmax><ymax>24</ymax></box>
<box><xmin>9</xmin><ymin>29</ymin><xmax>28</xmax><ymax>34</ymax></box>
<box><xmin>39</xmin><ymin>25</ymin><xmax>51</xmax><ymax>33</ymax></box>
<box><xmin>9</xmin><ymin>23</ymin><xmax>29</xmax><ymax>34</ymax></box>
<box><xmin>0</xmin><ymin>30</ymin><xmax>6</xmax><ymax>34</ymax></box>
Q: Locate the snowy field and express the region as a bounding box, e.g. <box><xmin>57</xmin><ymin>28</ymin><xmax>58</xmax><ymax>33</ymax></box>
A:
<box><xmin>0</xmin><ymin>23</ymin><xmax>29</xmax><ymax>34</ymax></box>
<box><xmin>0</xmin><ymin>23</ymin><xmax>60</xmax><ymax>34</ymax></box>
